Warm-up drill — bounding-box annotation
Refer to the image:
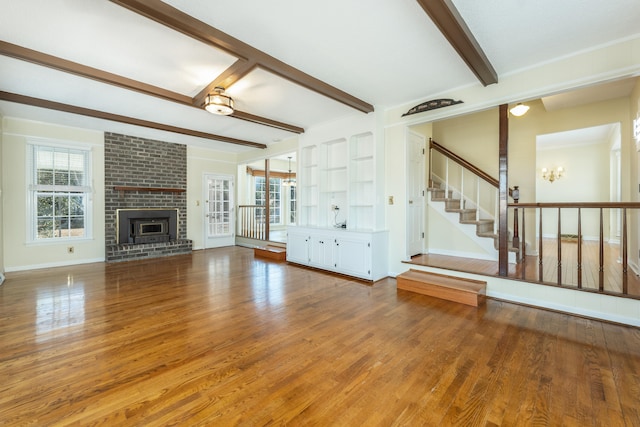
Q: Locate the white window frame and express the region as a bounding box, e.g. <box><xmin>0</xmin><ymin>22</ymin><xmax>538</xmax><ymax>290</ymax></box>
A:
<box><xmin>254</xmin><ymin>175</ymin><xmax>283</xmax><ymax>225</ymax></box>
<box><xmin>26</xmin><ymin>139</ymin><xmax>94</xmax><ymax>243</ymax></box>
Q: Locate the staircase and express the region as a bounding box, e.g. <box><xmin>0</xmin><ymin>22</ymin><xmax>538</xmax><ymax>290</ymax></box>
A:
<box><xmin>428</xmin><ymin>185</ymin><xmax>519</xmax><ymax>263</ymax></box>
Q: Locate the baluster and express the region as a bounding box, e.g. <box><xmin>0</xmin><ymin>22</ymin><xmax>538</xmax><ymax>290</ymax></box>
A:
<box><xmin>557</xmin><ymin>207</ymin><xmax>562</xmax><ymax>285</ymax></box>
<box><xmin>476</xmin><ymin>177</ymin><xmax>480</xmax><ymax>222</ymax></box>
<box><xmin>599</xmin><ymin>208</ymin><xmax>604</xmax><ymax>292</ymax></box>
<box><xmin>577</xmin><ymin>208</ymin><xmax>582</xmax><ymax>289</ymax></box>
<box><xmin>521</xmin><ymin>206</ymin><xmax>526</xmax><ymax>280</ymax></box>
<box><xmin>445</xmin><ymin>158</ymin><xmax>449</xmax><ymax>199</ymax></box>
<box><xmin>512</xmin><ymin>186</ymin><xmax>520</xmax><ymax>252</ymax></box>
<box><xmin>538</xmin><ymin>207</ymin><xmax>543</xmax><ymax>281</ymax></box>
<box><xmin>460</xmin><ymin>168</ymin><xmax>465</xmax><ymax>210</ymax></box>
<box><xmin>622</xmin><ymin>207</ymin><xmax>628</xmax><ymax>294</ymax></box>
<box><xmin>494</xmin><ymin>187</ymin><xmax>499</xmax><ymax>235</ymax></box>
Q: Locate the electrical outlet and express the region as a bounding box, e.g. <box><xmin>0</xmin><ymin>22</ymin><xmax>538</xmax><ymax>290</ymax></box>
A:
<box><xmin>67</xmin><ymin>246</ymin><xmax>74</xmax><ymax>254</ymax></box>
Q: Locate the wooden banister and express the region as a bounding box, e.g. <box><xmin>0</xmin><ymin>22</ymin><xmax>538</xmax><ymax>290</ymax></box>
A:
<box><xmin>430</xmin><ymin>138</ymin><xmax>515</xmax><ymax>198</ymax></box>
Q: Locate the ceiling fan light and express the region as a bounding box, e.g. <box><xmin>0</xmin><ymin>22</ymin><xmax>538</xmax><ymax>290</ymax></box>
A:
<box><xmin>510</xmin><ymin>103</ymin><xmax>530</xmax><ymax>117</ymax></box>
<box><xmin>205</xmin><ymin>87</ymin><xmax>234</xmax><ymax>115</ymax></box>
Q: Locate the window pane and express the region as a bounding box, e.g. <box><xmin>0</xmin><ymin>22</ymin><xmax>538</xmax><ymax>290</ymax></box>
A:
<box><xmin>69</xmin><ymin>195</ymin><xmax>84</xmax><ymax>216</ymax></box>
<box><xmin>37</xmin><ymin>194</ymin><xmax>54</xmax><ymax>216</ymax></box>
<box><xmin>55</xmin><ymin>195</ymin><xmax>69</xmax><ymax>216</ymax></box>
<box><xmin>37</xmin><ymin>219</ymin><xmax>53</xmax><ymax>238</ymax></box>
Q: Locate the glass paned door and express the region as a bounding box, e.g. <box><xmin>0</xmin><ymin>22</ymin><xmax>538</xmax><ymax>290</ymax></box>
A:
<box><xmin>204</xmin><ymin>174</ymin><xmax>234</xmax><ymax>248</ymax></box>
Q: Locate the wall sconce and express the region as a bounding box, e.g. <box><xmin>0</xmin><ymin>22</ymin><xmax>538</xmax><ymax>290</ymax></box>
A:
<box><xmin>541</xmin><ymin>166</ymin><xmax>564</xmax><ymax>183</ymax></box>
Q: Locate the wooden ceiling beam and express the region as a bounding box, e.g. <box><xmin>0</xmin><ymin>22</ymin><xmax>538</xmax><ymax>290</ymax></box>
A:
<box><xmin>0</xmin><ymin>40</ymin><xmax>192</xmax><ymax>105</ymax></box>
<box><xmin>109</xmin><ymin>0</ymin><xmax>375</xmax><ymax>113</ymax></box>
<box><xmin>0</xmin><ymin>91</ymin><xmax>267</xmax><ymax>149</ymax></box>
<box><xmin>230</xmin><ymin>110</ymin><xmax>305</xmax><ymax>134</ymax></box>
<box><xmin>193</xmin><ymin>58</ymin><xmax>257</xmax><ymax>107</ymax></box>
<box><xmin>416</xmin><ymin>0</ymin><xmax>498</xmax><ymax>86</ymax></box>
<box><xmin>0</xmin><ymin>41</ymin><xmax>303</xmax><ymax>134</ymax></box>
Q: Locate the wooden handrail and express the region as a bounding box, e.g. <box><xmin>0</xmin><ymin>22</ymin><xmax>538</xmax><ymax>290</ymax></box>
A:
<box><xmin>509</xmin><ymin>202</ymin><xmax>640</xmax><ymax>208</ymax></box>
<box><xmin>430</xmin><ymin>138</ymin><xmax>515</xmax><ymax>198</ymax></box>
<box><xmin>430</xmin><ymin>138</ymin><xmax>498</xmax><ymax>188</ymax></box>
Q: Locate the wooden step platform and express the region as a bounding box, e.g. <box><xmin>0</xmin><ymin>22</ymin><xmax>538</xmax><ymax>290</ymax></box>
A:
<box><xmin>254</xmin><ymin>245</ymin><xmax>287</xmax><ymax>261</ymax></box>
<box><xmin>396</xmin><ymin>269</ymin><xmax>486</xmax><ymax>307</ymax></box>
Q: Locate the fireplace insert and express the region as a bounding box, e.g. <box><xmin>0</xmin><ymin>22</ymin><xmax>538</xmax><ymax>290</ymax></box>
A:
<box><xmin>130</xmin><ymin>218</ymin><xmax>170</xmax><ymax>244</ymax></box>
<box><xmin>116</xmin><ymin>208</ymin><xmax>178</xmax><ymax>244</ymax></box>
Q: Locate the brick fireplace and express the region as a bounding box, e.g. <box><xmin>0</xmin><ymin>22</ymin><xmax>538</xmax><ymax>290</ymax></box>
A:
<box><xmin>104</xmin><ymin>133</ymin><xmax>192</xmax><ymax>262</ymax></box>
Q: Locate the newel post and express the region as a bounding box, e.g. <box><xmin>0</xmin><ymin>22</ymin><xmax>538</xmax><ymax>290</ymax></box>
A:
<box><xmin>498</xmin><ymin>104</ymin><xmax>509</xmax><ymax>276</ymax></box>
<box><xmin>512</xmin><ymin>186</ymin><xmax>520</xmax><ymax>251</ymax></box>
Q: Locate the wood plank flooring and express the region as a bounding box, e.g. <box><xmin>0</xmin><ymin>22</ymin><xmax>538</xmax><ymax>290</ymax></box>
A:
<box><xmin>1</xmin><ymin>246</ymin><xmax>640</xmax><ymax>425</ymax></box>
<box><xmin>407</xmin><ymin>239</ymin><xmax>640</xmax><ymax>297</ymax></box>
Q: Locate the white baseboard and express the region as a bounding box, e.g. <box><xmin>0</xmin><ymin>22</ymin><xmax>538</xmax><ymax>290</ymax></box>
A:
<box><xmin>4</xmin><ymin>257</ymin><xmax>105</xmax><ymax>272</ymax></box>
<box><xmin>488</xmin><ymin>289</ymin><xmax>640</xmax><ymax>327</ymax></box>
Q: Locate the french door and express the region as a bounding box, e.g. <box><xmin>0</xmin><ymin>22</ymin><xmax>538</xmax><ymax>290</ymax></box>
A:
<box><xmin>203</xmin><ymin>173</ymin><xmax>235</xmax><ymax>248</ymax></box>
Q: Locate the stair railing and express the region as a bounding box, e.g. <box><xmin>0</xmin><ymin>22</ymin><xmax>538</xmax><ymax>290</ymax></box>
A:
<box><xmin>508</xmin><ymin>202</ymin><xmax>640</xmax><ymax>296</ymax></box>
<box><xmin>237</xmin><ymin>204</ymin><xmax>267</xmax><ymax>240</ymax></box>
<box><xmin>429</xmin><ymin>138</ymin><xmax>519</xmax><ymax>248</ymax></box>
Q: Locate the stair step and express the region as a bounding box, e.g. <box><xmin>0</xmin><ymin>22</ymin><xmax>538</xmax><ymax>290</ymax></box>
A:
<box><xmin>396</xmin><ymin>269</ymin><xmax>486</xmax><ymax>307</ymax></box>
<box><xmin>254</xmin><ymin>245</ymin><xmax>286</xmax><ymax>261</ymax></box>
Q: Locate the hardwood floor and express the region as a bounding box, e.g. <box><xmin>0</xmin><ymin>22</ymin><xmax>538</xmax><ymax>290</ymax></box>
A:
<box><xmin>1</xmin><ymin>246</ymin><xmax>640</xmax><ymax>425</ymax></box>
<box><xmin>407</xmin><ymin>239</ymin><xmax>640</xmax><ymax>298</ymax></box>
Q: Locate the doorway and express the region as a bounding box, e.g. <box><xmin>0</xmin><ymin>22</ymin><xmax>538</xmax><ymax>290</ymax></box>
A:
<box><xmin>203</xmin><ymin>173</ymin><xmax>235</xmax><ymax>248</ymax></box>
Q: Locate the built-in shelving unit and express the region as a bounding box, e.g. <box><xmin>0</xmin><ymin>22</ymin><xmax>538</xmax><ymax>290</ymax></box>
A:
<box><xmin>348</xmin><ymin>132</ymin><xmax>375</xmax><ymax>230</ymax></box>
<box><xmin>299</xmin><ymin>145</ymin><xmax>318</xmax><ymax>226</ymax></box>
<box><xmin>320</xmin><ymin>138</ymin><xmax>348</xmax><ymax>228</ymax></box>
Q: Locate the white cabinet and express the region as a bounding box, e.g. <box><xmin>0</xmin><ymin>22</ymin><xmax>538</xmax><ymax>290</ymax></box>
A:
<box><xmin>309</xmin><ymin>234</ymin><xmax>334</xmax><ymax>269</ymax></box>
<box><xmin>334</xmin><ymin>236</ymin><xmax>370</xmax><ymax>278</ymax></box>
<box><xmin>286</xmin><ymin>226</ymin><xmax>388</xmax><ymax>281</ymax></box>
<box><xmin>287</xmin><ymin>228</ymin><xmax>310</xmax><ymax>264</ymax></box>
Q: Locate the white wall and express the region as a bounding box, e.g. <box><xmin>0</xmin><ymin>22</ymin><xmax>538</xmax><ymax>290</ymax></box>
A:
<box><xmin>2</xmin><ymin>118</ymin><xmax>105</xmax><ymax>271</ymax></box>
<box><xmin>536</xmin><ymin>141</ymin><xmax>611</xmax><ymax>239</ymax></box>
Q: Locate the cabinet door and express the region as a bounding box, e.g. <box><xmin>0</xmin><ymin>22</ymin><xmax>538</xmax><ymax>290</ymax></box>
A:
<box><xmin>309</xmin><ymin>235</ymin><xmax>333</xmax><ymax>268</ymax></box>
<box><xmin>335</xmin><ymin>237</ymin><xmax>371</xmax><ymax>278</ymax></box>
<box><xmin>287</xmin><ymin>230</ymin><xmax>310</xmax><ymax>264</ymax></box>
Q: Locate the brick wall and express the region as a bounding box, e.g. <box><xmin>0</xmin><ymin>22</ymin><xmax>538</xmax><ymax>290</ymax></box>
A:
<box><xmin>104</xmin><ymin>133</ymin><xmax>191</xmax><ymax>261</ymax></box>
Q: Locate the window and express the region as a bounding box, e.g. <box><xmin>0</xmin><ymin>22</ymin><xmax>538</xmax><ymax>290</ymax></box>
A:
<box><xmin>29</xmin><ymin>144</ymin><xmax>92</xmax><ymax>241</ymax></box>
<box><xmin>289</xmin><ymin>185</ymin><xmax>296</xmax><ymax>224</ymax></box>
<box><xmin>255</xmin><ymin>176</ymin><xmax>281</xmax><ymax>224</ymax></box>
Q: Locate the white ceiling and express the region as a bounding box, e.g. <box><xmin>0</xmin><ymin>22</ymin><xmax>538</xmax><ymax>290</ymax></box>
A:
<box><xmin>0</xmin><ymin>0</ymin><xmax>639</xmax><ymax>153</ymax></box>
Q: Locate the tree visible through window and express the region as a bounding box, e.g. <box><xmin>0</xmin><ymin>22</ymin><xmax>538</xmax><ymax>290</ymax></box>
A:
<box><xmin>30</xmin><ymin>145</ymin><xmax>91</xmax><ymax>240</ymax></box>
<box><xmin>255</xmin><ymin>176</ymin><xmax>281</xmax><ymax>224</ymax></box>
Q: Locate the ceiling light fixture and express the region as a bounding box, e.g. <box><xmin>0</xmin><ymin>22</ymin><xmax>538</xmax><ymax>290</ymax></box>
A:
<box><xmin>510</xmin><ymin>103</ymin><xmax>530</xmax><ymax>117</ymax></box>
<box><xmin>205</xmin><ymin>87</ymin><xmax>234</xmax><ymax>115</ymax></box>
<box><xmin>283</xmin><ymin>156</ymin><xmax>296</xmax><ymax>187</ymax></box>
